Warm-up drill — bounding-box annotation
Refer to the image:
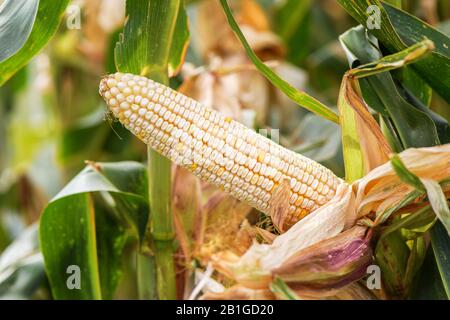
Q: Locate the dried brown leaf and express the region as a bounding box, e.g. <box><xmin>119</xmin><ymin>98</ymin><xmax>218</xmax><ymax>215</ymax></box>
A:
<box><xmin>268</xmin><ymin>178</ymin><xmax>291</xmax><ymax>232</ymax></box>
<box><xmin>343</xmin><ymin>75</ymin><xmax>392</xmax><ymax>172</ymax></box>
<box><xmin>254</xmin><ymin>227</ymin><xmax>277</xmax><ymax>244</ymax></box>
<box><xmin>212</xmin><ymin>183</ymin><xmax>354</xmax><ymax>289</ymax></box>
<box><xmin>355</xmin><ymin>144</ymin><xmax>450</xmax><ymax>219</ymax></box>
<box><xmin>172</xmin><ymin>166</ymin><xmax>202</xmax><ymax>261</ymax></box>
<box><xmin>201</xmin><ymin>285</ymin><xmax>275</xmax><ymax>300</ymax></box>
<box><xmin>196</xmin><ymin>192</ymin><xmax>253</xmax><ymax>261</ymax></box>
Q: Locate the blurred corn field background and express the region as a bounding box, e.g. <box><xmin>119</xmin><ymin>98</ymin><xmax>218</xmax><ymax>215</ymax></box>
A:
<box><xmin>0</xmin><ymin>0</ymin><xmax>449</xmax><ymax>300</ymax></box>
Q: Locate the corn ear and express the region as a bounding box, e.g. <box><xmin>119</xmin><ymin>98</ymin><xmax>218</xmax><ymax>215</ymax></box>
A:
<box><xmin>99</xmin><ymin>72</ymin><xmax>342</xmax><ymax>227</ymax></box>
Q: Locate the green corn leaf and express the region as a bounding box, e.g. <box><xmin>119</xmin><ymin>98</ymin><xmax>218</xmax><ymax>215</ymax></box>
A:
<box><xmin>429</xmin><ymin>222</ymin><xmax>450</xmax><ymax>298</ymax></box>
<box><xmin>381</xmin><ymin>205</ymin><xmax>436</xmax><ymax>240</ymax></box>
<box><xmin>0</xmin><ymin>0</ymin><xmax>70</xmax><ymax>86</ymax></box>
<box><xmin>413</xmin><ymin>241</ymin><xmax>449</xmax><ymax>300</ymax></box>
<box><xmin>338</xmin><ymin>31</ymin><xmax>437</xmax><ymax>182</ymax></box>
<box><xmin>375</xmin><ymin>231</ymin><xmax>410</xmax><ymax>298</ymax></box>
<box><xmin>168</xmin><ymin>2</ymin><xmax>189</xmax><ymax>77</ymax></box>
<box><xmin>337</xmin><ymin>0</ymin><xmax>450</xmax><ymax>102</ymax></box>
<box><xmin>92</xmin><ymin>194</ymin><xmax>128</xmax><ymax>300</ymax></box>
<box><xmin>421</xmin><ymin>179</ymin><xmax>450</xmax><ymax>235</ymax></box>
<box><xmin>115</xmin><ymin>0</ymin><xmax>188</xmax><ymax>80</ymax></box>
<box><xmin>337</xmin><ymin>79</ymin><xmax>365</xmax><ymax>182</ymax></box>
<box><xmin>114</xmin><ymin>0</ymin><xmax>183</xmax><ymax>300</ymax></box>
<box><xmin>390</xmin><ymin>155</ymin><xmax>450</xmax><ymax>234</ymax></box>
<box><xmin>388</xmin><ymin>156</ymin><xmax>450</xmax><ymax>299</ymax></box>
<box><xmin>40</xmin><ymin>161</ymin><xmax>149</xmax><ymax>299</ymax></box>
<box><xmin>40</xmin><ymin>193</ymin><xmax>102</xmax><ymax>300</ymax></box>
<box><xmin>340</xmin><ymin>26</ymin><xmax>442</xmax><ymax>148</ymax></box>
<box><xmin>0</xmin><ymin>0</ymin><xmax>39</xmax><ymax>63</ymax></box>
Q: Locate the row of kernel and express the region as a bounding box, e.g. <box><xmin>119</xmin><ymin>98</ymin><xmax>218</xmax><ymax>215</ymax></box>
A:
<box><xmin>116</xmin><ymin>75</ymin><xmax>335</xmax><ymax>209</ymax></box>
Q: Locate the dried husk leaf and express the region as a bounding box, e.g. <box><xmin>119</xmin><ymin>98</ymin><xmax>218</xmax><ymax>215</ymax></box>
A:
<box><xmin>172</xmin><ymin>166</ymin><xmax>203</xmax><ymax>298</ymax></box>
<box><xmin>325</xmin><ymin>282</ymin><xmax>377</xmax><ymax>300</ymax></box>
<box><xmin>195</xmin><ymin>192</ymin><xmax>253</xmax><ymax>262</ymax></box>
<box><xmin>183</xmin><ymin>0</ymin><xmax>288</xmax><ymax>124</ymax></box>
<box><xmin>179</xmin><ymin>66</ymin><xmax>243</xmax><ymax>120</ymax></box>
<box><xmin>201</xmin><ymin>285</ymin><xmax>275</xmax><ymax>300</ymax></box>
<box><xmin>179</xmin><ymin>55</ymin><xmax>273</xmax><ymax>124</ymax></box>
<box><xmin>234</xmin><ymin>220</ymin><xmax>256</xmax><ymax>255</ymax></box>
<box><xmin>196</xmin><ymin>0</ymin><xmax>283</xmax><ymax>59</ymax></box>
<box><xmin>196</xmin><ymin>0</ymin><xmax>241</xmax><ymax>58</ymax></box>
<box><xmin>212</xmin><ymin>182</ymin><xmax>354</xmax><ymax>289</ymax></box>
<box><xmin>341</xmin><ymin>75</ymin><xmax>392</xmax><ymax>173</ymax></box>
<box><xmin>208</xmin><ymin>144</ymin><xmax>449</xmax><ymax>297</ymax></box>
<box><xmin>272</xmin><ymin>226</ymin><xmax>372</xmax><ymax>297</ymax></box>
<box><xmin>355</xmin><ymin>144</ymin><xmax>450</xmax><ymax>219</ymax></box>
<box><xmin>172</xmin><ymin>166</ymin><xmax>202</xmax><ymax>261</ymax></box>
<box><xmin>78</xmin><ymin>0</ymin><xmax>109</xmax><ymax>66</ymax></box>
<box><xmin>98</xmin><ymin>0</ymin><xmax>125</xmax><ymax>33</ymax></box>
<box><xmin>268</xmin><ymin>178</ymin><xmax>291</xmax><ymax>232</ymax></box>
<box><xmin>238</xmin><ymin>0</ymin><xmax>270</xmax><ymax>32</ymax></box>
<box><xmin>254</xmin><ymin>227</ymin><xmax>277</xmax><ymax>244</ymax></box>
<box><xmin>239</xmin><ymin>26</ymin><xmax>285</xmax><ymax>60</ymax></box>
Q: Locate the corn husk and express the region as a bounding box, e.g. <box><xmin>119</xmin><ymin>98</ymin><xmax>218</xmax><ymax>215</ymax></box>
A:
<box><xmin>201</xmin><ymin>285</ymin><xmax>275</xmax><ymax>300</ymax></box>
<box><xmin>212</xmin><ymin>182</ymin><xmax>355</xmax><ymax>289</ymax></box>
<box><xmin>208</xmin><ymin>144</ymin><xmax>450</xmax><ymax>296</ymax></box>
<box><xmin>272</xmin><ymin>226</ymin><xmax>371</xmax><ymax>297</ymax></box>
<box><xmin>355</xmin><ymin>144</ymin><xmax>450</xmax><ymax>220</ymax></box>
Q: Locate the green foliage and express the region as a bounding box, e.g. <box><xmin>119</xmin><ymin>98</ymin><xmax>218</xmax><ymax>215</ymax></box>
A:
<box><xmin>429</xmin><ymin>222</ymin><xmax>450</xmax><ymax>298</ymax></box>
<box><xmin>40</xmin><ymin>162</ymin><xmax>149</xmax><ymax>299</ymax></box>
<box><xmin>0</xmin><ymin>0</ymin><xmax>449</xmax><ymax>301</ymax></box>
<box><xmin>41</xmin><ymin>193</ymin><xmax>102</xmax><ymax>299</ymax></box>
<box><xmin>338</xmin><ymin>2</ymin><xmax>450</xmax><ymax>299</ymax></box>
<box><xmin>0</xmin><ymin>0</ymin><xmax>70</xmax><ymax>86</ymax></box>
<box><xmin>0</xmin><ymin>0</ymin><xmax>39</xmax><ymax>62</ymax></box>
<box><xmin>337</xmin><ymin>0</ymin><xmax>450</xmax><ymax>101</ymax></box>
<box><xmin>115</xmin><ymin>0</ymin><xmax>187</xmax><ymax>79</ymax></box>
<box><xmin>0</xmin><ymin>225</ymin><xmax>45</xmax><ymax>299</ymax></box>
<box><xmin>114</xmin><ymin>0</ymin><xmax>189</xmax><ymax>300</ymax></box>
<box><xmin>340</xmin><ymin>27</ymin><xmax>443</xmax><ymax>149</ymax></box>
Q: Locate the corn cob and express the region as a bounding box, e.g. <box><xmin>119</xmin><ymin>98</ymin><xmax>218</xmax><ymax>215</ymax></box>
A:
<box><xmin>99</xmin><ymin>72</ymin><xmax>341</xmax><ymax>226</ymax></box>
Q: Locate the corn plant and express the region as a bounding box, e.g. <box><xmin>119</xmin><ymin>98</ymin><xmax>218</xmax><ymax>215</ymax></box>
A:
<box><xmin>0</xmin><ymin>0</ymin><xmax>449</xmax><ymax>300</ymax></box>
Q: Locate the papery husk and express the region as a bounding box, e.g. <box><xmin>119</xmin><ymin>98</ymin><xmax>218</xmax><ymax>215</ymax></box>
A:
<box><xmin>200</xmin><ymin>280</ymin><xmax>376</xmax><ymax>300</ymax></box>
<box><xmin>195</xmin><ymin>0</ymin><xmax>283</xmax><ymax>59</ymax></box>
<box><xmin>211</xmin><ymin>182</ymin><xmax>355</xmax><ymax>289</ymax></box>
<box><xmin>254</xmin><ymin>227</ymin><xmax>277</xmax><ymax>244</ymax></box>
<box><xmin>172</xmin><ymin>166</ymin><xmax>203</xmax><ymax>298</ymax></box>
<box><xmin>355</xmin><ymin>144</ymin><xmax>450</xmax><ymax>220</ymax></box>
<box><xmin>200</xmin><ymin>285</ymin><xmax>276</xmax><ymax>300</ymax></box>
<box><xmin>182</xmin><ymin>0</ymin><xmax>289</xmax><ymax>125</ymax></box>
<box><xmin>209</xmin><ymin>144</ymin><xmax>450</xmax><ymax>296</ymax></box>
<box><xmin>272</xmin><ymin>226</ymin><xmax>372</xmax><ymax>298</ymax></box>
<box><xmin>195</xmin><ymin>192</ymin><xmax>253</xmax><ymax>262</ymax></box>
<box><xmin>343</xmin><ymin>75</ymin><xmax>392</xmax><ymax>173</ymax></box>
<box><xmin>325</xmin><ymin>282</ymin><xmax>378</xmax><ymax>300</ymax></box>
<box><xmin>179</xmin><ymin>58</ymin><xmax>271</xmax><ymax>123</ymax></box>
<box><xmin>268</xmin><ymin>178</ymin><xmax>291</xmax><ymax>232</ymax></box>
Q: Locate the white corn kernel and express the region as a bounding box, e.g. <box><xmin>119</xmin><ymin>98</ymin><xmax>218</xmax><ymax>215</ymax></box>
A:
<box><xmin>100</xmin><ymin>73</ymin><xmax>341</xmax><ymax>226</ymax></box>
